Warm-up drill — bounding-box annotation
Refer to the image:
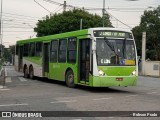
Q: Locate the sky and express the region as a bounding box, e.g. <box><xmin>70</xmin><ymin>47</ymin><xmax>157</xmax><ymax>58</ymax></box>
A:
<box><xmin>1</xmin><ymin>0</ymin><xmax>160</xmax><ymax>47</ymax></box>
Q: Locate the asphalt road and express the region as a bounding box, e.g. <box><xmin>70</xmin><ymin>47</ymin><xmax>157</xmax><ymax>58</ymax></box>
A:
<box><xmin>0</xmin><ymin>66</ymin><xmax>160</xmax><ymax>120</ymax></box>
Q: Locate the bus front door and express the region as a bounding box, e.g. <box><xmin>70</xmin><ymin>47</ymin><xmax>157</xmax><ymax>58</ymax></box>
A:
<box><xmin>43</xmin><ymin>43</ymin><xmax>49</xmax><ymax>77</ymax></box>
<box><xmin>79</xmin><ymin>39</ymin><xmax>90</xmax><ymax>83</ymax></box>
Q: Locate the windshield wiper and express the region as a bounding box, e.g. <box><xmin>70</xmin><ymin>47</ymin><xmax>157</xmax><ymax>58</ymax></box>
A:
<box><xmin>104</xmin><ymin>37</ymin><xmax>118</xmax><ymax>56</ymax></box>
<box><xmin>104</xmin><ymin>37</ymin><xmax>119</xmax><ymax>64</ymax></box>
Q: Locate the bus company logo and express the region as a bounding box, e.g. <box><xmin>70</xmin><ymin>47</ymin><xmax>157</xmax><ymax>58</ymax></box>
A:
<box><xmin>2</xmin><ymin>112</ymin><xmax>11</xmax><ymax>117</ymax></box>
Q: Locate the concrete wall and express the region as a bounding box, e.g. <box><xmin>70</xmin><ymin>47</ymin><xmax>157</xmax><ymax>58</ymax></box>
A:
<box><xmin>142</xmin><ymin>61</ymin><xmax>160</xmax><ymax>77</ymax></box>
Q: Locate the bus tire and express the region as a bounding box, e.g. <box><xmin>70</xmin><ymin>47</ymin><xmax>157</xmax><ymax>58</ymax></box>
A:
<box><xmin>66</xmin><ymin>70</ymin><xmax>75</xmax><ymax>88</ymax></box>
<box><xmin>29</xmin><ymin>66</ymin><xmax>34</xmax><ymax>79</ymax></box>
<box><xmin>24</xmin><ymin>67</ymin><xmax>28</xmax><ymax>78</ymax></box>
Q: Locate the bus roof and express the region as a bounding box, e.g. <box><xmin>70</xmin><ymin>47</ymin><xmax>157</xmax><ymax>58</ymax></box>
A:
<box><xmin>16</xmin><ymin>29</ymin><xmax>88</xmax><ymax>45</ymax></box>
<box><xmin>16</xmin><ymin>27</ymin><xmax>132</xmax><ymax>45</ymax></box>
<box><xmin>89</xmin><ymin>27</ymin><xmax>132</xmax><ymax>33</ymax></box>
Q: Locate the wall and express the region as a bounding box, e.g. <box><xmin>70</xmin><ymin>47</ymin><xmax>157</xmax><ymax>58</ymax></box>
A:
<box><xmin>142</xmin><ymin>61</ymin><xmax>160</xmax><ymax>77</ymax></box>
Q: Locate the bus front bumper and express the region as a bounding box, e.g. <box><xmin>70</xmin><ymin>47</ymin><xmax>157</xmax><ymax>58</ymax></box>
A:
<box><xmin>91</xmin><ymin>76</ymin><xmax>137</xmax><ymax>87</ymax></box>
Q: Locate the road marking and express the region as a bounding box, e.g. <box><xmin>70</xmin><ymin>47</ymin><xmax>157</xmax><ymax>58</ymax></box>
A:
<box><xmin>51</xmin><ymin>100</ymin><xmax>76</xmax><ymax>104</ymax></box>
<box><xmin>5</xmin><ymin>77</ymin><xmax>12</xmax><ymax>83</ymax></box>
<box><xmin>72</xmin><ymin>119</ymin><xmax>82</xmax><ymax>120</ymax></box>
<box><xmin>147</xmin><ymin>92</ymin><xmax>157</xmax><ymax>94</ymax></box>
<box><xmin>125</xmin><ymin>95</ymin><xmax>138</xmax><ymax>97</ymax></box>
<box><xmin>93</xmin><ymin>97</ymin><xmax>112</xmax><ymax>101</ymax></box>
<box><xmin>0</xmin><ymin>88</ymin><xmax>10</xmax><ymax>91</ymax></box>
<box><xmin>18</xmin><ymin>77</ymin><xmax>27</xmax><ymax>82</ymax></box>
<box><xmin>0</xmin><ymin>103</ymin><xmax>28</xmax><ymax>107</ymax></box>
<box><xmin>108</xmin><ymin>117</ymin><xmax>115</xmax><ymax>119</ymax></box>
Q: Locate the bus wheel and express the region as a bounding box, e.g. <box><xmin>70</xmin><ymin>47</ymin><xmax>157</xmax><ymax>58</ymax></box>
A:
<box><xmin>66</xmin><ymin>70</ymin><xmax>75</xmax><ymax>88</ymax></box>
<box><xmin>29</xmin><ymin>66</ymin><xmax>34</xmax><ymax>79</ymax></box>
<box><xmin>24</xmin><ymin>67</ymin><xmax>28</xmax><ymax>78</ymax></box>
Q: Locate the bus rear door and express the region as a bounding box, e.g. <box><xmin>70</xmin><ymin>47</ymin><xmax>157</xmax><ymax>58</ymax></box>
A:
<box><xmin>43</xmin><ymin>43</ymin><xmax>50</xmax><ymax>77</ymax></box>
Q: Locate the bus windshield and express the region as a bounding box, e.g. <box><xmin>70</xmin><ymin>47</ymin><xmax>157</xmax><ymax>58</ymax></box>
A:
<box><xmin>96</xmin><ymin>38</ymin><xmax>136</xmax><ymax>66</ymax></box>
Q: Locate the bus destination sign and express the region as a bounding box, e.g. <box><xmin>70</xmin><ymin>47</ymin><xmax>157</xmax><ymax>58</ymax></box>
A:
<box><xmin>93</xmin><ymin>31</ymin><xmax>133</xmax><ymax>39</ymax></box>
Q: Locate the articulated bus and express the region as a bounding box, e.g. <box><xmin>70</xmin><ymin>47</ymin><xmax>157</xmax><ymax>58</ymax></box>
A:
<box><xmin>15</xmin><ymin>27</ymin><xmax>138</xmax><ymax>87</ymax></box>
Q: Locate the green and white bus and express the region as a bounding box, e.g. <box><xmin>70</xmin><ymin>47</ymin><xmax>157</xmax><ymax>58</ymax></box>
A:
<box><xmin>15</xmin><ymin>27</ymin><xmax>138</xmax><ymax>87</ymax></box>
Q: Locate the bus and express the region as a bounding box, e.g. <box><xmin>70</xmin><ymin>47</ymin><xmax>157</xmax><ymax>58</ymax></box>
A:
<box><xmin>15</xmin><ymin>27</ymin><xmax>138</xmax><ymax>87</ymax></box>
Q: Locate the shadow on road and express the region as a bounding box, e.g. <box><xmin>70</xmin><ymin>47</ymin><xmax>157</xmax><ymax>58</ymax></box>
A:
<box><xmin>33</xmin><ymin>76</ymin><xmax>134</xmax><ymax>94</ymax></box>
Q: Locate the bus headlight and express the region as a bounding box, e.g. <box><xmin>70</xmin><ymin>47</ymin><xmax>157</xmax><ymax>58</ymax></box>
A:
<box><xmin>98</xmin><ymin>70</ymin><xmax>106</xmax><ymax>76</ymax></box>
<box><xmin>131</xmin><ymin>70</ymin><xmax>136</xmax><ymax>76</ymax></box>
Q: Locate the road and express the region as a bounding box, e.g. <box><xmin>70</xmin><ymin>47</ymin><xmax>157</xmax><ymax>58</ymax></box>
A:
<box><xmin>0</xmin><ymin>66</ymin><xmax>160</xmax><ymax>120</ymax></box>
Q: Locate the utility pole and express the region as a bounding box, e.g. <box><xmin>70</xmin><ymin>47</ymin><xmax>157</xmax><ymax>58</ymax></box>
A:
<box><xmin>63</xmin><ymin>1</ymin><xmax>66</xmax><ymax>12</ymax></box>
<box><xmin>102</xmin><ymin>0</ymin><xmax>105</xmax><ymax>27</ymax></box>
<box><xmin>142</xmin><ymin>32</ymin><xmax>146</xmax><ymax>75</ymax></box>
<box><xmin>80</xmin><ymin>19</ymin><xmax>82</xmax><ymax>30</ymax></box>
<box><xmin>0</xmin><ymin>0</ymin><xmax>3</xmax><ymax>58</ymax></box>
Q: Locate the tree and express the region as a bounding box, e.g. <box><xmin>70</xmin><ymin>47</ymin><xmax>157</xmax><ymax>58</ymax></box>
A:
<box><xmin>34</xmin><ymin>9</ymin><xmax>112</xmax><ymax>37</ymax></box>
<box><xmin>132</xmin><ymin>6</ymin><xmax>160</xmax><ymax>60</ymax></box>
<box><xmin>0</xmin><ymin>44</ymin><xmax>5</xmax><ymax>58</ymax></box>
<box><xmin>3</xmin><ymin>48</ymin><xmax>12</xmax><ymax>62</ymax></box>
<box><xmin>9</xmin><ymin>45</ymin><xmax>15</xmax><ymax>55</ymax></box>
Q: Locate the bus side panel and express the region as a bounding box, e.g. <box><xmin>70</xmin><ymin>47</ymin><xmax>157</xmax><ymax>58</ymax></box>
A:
<box><xmin>23</xmin><ymin>57</ymin><xmax>43</xmax><ymax>77</ymax></box>
<box><xmin>49</xmin><ymin>63</ymin><xmax>78</xmax><ymax>83</ymax></box>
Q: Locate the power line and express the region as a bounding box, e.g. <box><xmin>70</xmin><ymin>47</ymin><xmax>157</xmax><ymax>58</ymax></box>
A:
<box><xmin>3</xmin><ymin>12</ymin><xmax>39</xmax><ymax>19</ymax></box>
<box><xmin>3</xmin><ymin>22</ymin><xmax>35</xmax><ymax>27</ymax></box>
<box><xmin>105</xmin><ymin>10</ymin><xmax>132</xmax><ymax>29</ymax></box>
<box><xmin>3</xmin><ymin>26</ymin><xmax>33</xmax><ymax>29</ymax></box>
<box><xmin>43</xmin><ymin>0</ymin><xmax>62</xmax><ymax>6</ymax></box>
<box><xmin>51</xmin><ymin>5</ymin><xmax>62</xmax><ymax>13</ymax></box>
<box><xmin>3</xmin><ymin>31</ymin><xmax>33</xmax><ymax>32</ymax></box>
<box><xmin>34</xmin><ymin>0</ymin><xmax>51</xmax><ymax>13</ymax></box>
<box><xmin>3</xmin><ymin>15</ymin><xmax>38</xmax><ymax>21</ymax></box>
<box><xmin>54</xmin><ymin>6</ymin><xmax>63</xmax><ymax>13</ymax></box>
<box><xmin>2</xmin><ymin>18</ymin><xmax>37</xmax><ymax>24</ymax></box>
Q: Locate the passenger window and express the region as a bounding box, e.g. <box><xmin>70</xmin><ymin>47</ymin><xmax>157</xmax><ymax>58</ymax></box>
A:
<box><xmin>50</xmin><ymin>40</ymin><xmax>58</xmax><ymax>62</ymax></box>
<box><xmin>68</xmin><ymin>38</ymin><xmax>77</xmax><ymax>63</ymax></box>
<box><xmin>58</xmin><ymin>39</ymin><xmax>67</xmax><ymax>62</ymax></box>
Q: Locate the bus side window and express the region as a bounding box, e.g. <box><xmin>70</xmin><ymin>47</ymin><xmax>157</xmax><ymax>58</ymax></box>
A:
<box><xmin>68</xmin><ymin>37</ymin><xmax>77</xmax><ymax>63</ymax></box>
<box><xmin>29</xmin><ymin>42</ymin><xmax>35</xmax><ymax>56</ymax></box>
<box><xmin>16</xmin><ymin>45</ymin><xmax>19</xmax><ymax>55</ymax></box>
<box><xmin>58</xmin><ymin>39</ymin><xmax>67</xmax><ymax>62</ymax></box>
<box><xmin>50</xmin><ymin>40</ymin><xmax>58</xmax><ymax>62</ymax></box>
<box><xmin>36</xmin><ymin>42</ymin><xmax>42</xmax><ymax>56</ymax></box>
<box><xmin>23</xmin><ymin>43</ymin><xmax>29</xmax><ymax>56</ymax></box>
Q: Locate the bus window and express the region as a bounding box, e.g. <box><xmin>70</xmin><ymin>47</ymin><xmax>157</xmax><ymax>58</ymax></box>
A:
<box><xmin>68</xmin><ymin>38</ymin><xmax>77</xmax><ymax>63</ymax></box>
<box><xmin>23</xmin><ymin>43</ymin><xmax>29</xmax><ymax>56</ymax></box>
<box><xmin>29</xmin><ymin>42</ymin><xmax>35</xmax><ymax>56</ymax></box>
<box><xmin>58</xmin><ymin>39</ymin><xmax>67</xmax><ymax>62</ymax></box>
<box><xmin>16</xmin><ymin>45</ymin><xmax>19</xmax><ymax>55</ymax></box>
<box><xmin>36</xmin><ymin>42</ymin><xmax>42</xmax><ymax>56</ymax></box>
<box><xmin>50</xmin><ymin>40</ymin><xmax>58</xmax><ymax>62</ymax></box>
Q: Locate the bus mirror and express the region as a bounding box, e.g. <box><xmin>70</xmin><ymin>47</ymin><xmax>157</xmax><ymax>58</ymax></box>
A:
<box><xmin>92</xmin><ymin>40</ymin><xmax>96</xmax><ymax>51</ymax></box>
